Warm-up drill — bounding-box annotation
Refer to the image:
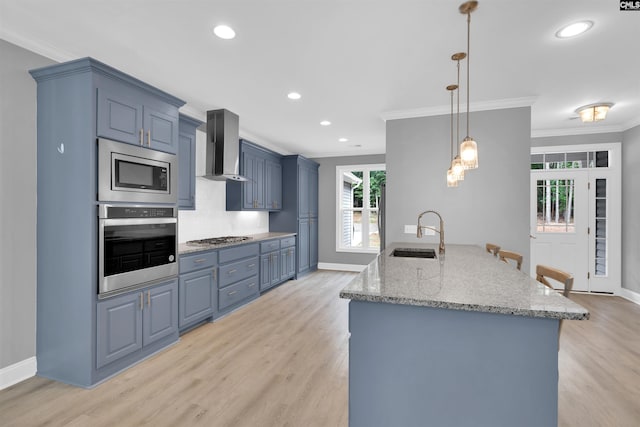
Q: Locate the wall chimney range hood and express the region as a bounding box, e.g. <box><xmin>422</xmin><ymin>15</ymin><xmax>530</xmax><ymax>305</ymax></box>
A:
<box><xmin>204</xmin><ymin>109</ymin><xmax>248</xmax><ymax>181</ymax></box>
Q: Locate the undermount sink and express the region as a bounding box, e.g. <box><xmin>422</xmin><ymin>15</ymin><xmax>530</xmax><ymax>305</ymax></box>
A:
<box><xmin>390</xmin><ymin>248</ymin><xmax>437</xmax><ymax>259</ymax></box>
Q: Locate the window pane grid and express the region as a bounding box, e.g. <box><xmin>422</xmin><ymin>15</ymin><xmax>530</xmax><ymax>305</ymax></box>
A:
<box><xmin>594</xmin><ymin>178</ymin><xmax>607</xmax><ymax>276</ymax></box>
<box><xmin>531</xmin><ymin>151</ymin><xmax>609</xmax><ymax>170</ymax></box>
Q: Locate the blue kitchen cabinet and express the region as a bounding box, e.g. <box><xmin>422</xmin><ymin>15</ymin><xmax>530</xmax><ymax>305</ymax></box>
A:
<box><xmin>280</xmin><ymin>237</ymin><xmax>296</xmax><ymax>281</ymax></box>
<box><xmin>178</xmin><ymin>250</ymin><xmax>218</xmax><ymax>330</ymax></box>
<box><xmin>270</xmin><ymin>156</ymin><xmax>319</xmax><ymax>276</ymax></box>
<box><xmin>97</xmin><ymin>279</ymin><xmax>178</xmax><ymax>370</ymax></box>
<box><xmin>178</xmin><ymin>114</ymin><xmax>203</xmax><ymax>210</ymax></box>
<box><xmin>97</xmin><ymin>83</ymin><xmax>180</xmax><ymax>154</ymax></box>
<box><xmin>259</xmin><ymin>239</ymin><xmax>282</xmax><ymax>292</ymax></box>
<box><xmin>227</xmin><ymin>140</ymin><xmax>282</xmax><ymax>211</ymax></box>
<box><xmin>216</xmin><ymin>243</ymin><xmax>260</xmax><ymax>317</ymax></box>
<box><xmin>30</xmin><ymin>57</ymin><xmax>184</xmax><ymax>387</ymax></box>
<box><xmin>266</xmin><ymin>158</ymin><xmax>282</xmax><ymax>210</ymax></box>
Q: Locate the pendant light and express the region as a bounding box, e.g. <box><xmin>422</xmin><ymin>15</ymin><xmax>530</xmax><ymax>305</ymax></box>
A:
<box><xmin>459</xmin><ymin>1</ymin><xmax>479</xmax><ymax>170</ymax></box>
<box><xmin>446</xmin><ymin>84</ymin><xmax>459</xmax><ymax>187</ymax></box>
<box><xmin>451</xmin><ymin>52</ymin><xmax>466</xmax><ymax>181</ymax></box>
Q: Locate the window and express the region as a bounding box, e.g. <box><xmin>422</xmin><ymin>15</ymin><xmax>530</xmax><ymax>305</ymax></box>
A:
<box><xmin>530</xmin><ymin>150</ymin><xmax>609</xmax><ymax>169</ymax></box>
<box><xmin>336</xmin><ymin>164</ymin><xmax>386</xmax><ymax>253</ymax></box>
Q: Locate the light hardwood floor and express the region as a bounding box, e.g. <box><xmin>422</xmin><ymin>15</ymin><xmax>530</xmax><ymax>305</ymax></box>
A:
<box><xmin>1</xmin><ymin>272</ymin><xmax>639</xmax><ymax>426</ymax></box>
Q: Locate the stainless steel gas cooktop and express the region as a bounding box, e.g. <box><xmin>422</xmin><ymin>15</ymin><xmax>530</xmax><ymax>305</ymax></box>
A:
<box><xmin>186</xmin><ymin>236</ymin><xmax>252</xmax><ymax>245</ymax></box>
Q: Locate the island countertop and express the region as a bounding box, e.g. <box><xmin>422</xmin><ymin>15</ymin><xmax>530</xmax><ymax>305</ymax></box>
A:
<box><xmin>339</xmin><ymin>243</ymin><xmax>589</xmax><ymax>320</ymax></box>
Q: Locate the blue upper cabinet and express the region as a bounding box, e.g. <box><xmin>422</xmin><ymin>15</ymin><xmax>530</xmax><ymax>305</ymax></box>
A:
<box><xmin>178</xmin><ymin>114</ymin><xmax>203</xmax><ymax>210</ymax></box>
<box><xmin>227</xmin><ymin>140</ymin><xmax>282</xmax><ymax>211</ymax></box>
<box><xmin>96</xmin><ymin>72</ymin><xmax>182</xmax><ymax>154</ymax></box>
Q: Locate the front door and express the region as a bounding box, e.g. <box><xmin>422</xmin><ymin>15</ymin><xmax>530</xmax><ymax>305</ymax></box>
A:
<box><xmin>530</xmin><ymin>170</ymin><xmax>589</xmax><ymax>291</ymax></box>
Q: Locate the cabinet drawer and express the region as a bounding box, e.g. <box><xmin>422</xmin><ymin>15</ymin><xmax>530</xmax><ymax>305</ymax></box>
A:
<box><xmin>280</xmin><ymin>236</ymin><xmax>296</xmax><ymax>248</ymax></box>
<box><xmin>179</xmin><ymin>251</ymin><xmax>217</xmax><ymax>274</ymax></box>
<box><xmin>218</xmin><ymin>276</ymin><xmax>259</xmax><ymax>311</ymax></box>
<box><xmin>260</xmin><ymin>239</ymin><xmax>280</xmax><ymax>253</ymax></box>
<box><xmin>219</xmin><ymin>243</ymin><xmax>259</xmax><ymax>264</ymax></box>
<box><xmin>219</xmin><ymin>256</ymin><xmax>259</xmax><ymax>288</ymax></box>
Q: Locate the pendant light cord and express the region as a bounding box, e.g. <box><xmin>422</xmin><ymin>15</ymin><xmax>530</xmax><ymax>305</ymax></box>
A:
<box><xmin>466</xmin><ymin>11</ymin><xmax>471</xmax><ymax>137</ymax></box>
<box><xmin>450</xmin><ymin>90</ymin><xmax>454</xmax><ymax>160</ymax></box>
<box><xmin>456</xmin><ymin>59</ymin><xmax>461</xmax><ymax>154</ymax></box>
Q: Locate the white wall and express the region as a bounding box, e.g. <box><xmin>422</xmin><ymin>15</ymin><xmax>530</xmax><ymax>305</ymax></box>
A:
<box><xmin>178</xmin><ymin>129</ymin><xmax>268</xmax><ymax>243</ymax></box>
<box><xmin>385</xmin><ymin>107</ymin><xmax>531</xmax><ymax>271</ymax></box>
<box><xmin>0</xmin><ymin>40</ymin><xmax>54</xmax><ymax>373</ymax></box>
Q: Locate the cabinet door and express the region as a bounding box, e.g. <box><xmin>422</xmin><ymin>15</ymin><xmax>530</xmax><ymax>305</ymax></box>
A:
<box><xmin>143</xmin><ymin>280</ymin><xmax>178</xmax><ymax>346</ymax></box>
<box><xmin>243</xmin><ymin>151</ymin><xmax>265</xmax><ymax>209</ymax></box>
<box><xmin>260</xmin><ymin>253</ymin><xmax>272</xmax><ymax>291</ymax></box>
<box><xmin>287</xmin><ymin>247</ymin><xmax>297</xmax><ymax>278</ymax></box>
<box><xmin>178</xmin><ymin>130</ymin><xmax>196</xmax><ymax>209</ymax></box>
<box><xmin>309</xmin><ymin>166</ymin><xmax>319</xmax><ymax>217</ymax></box>
<box><xmin>97</xmin><ymin>291</ymin><xmax>143</xmax><ymax>369</ymax></box>
<box><xmin>97</xmin><ymin>88</ymin><xmax>143</xmax><ymax>146</ymax></box>
<box><xmin>298</xmin><ymin>219</ymin><xmax>310</xmax><ymax>273</ymax></box>
<box><xmin>144</xmin><ymin>106</ymin><xmax>179</xmax><ymax>154</ymax></box>
<box><xmin>310</xmin><ymin>217</ymin><xmax>318</xmax><ymax>269</ymax></box>
<box><xmin>179</xmin><ymin>269</ymin><xmax>216</xmax><ymax>328</ymax></box>
<box><xmin>270</xmin><ymin>251</ymin><xmax>280</xmax><ymax>285</ymax></box>
<box><xmin>298</xmin><ymin>164</ymin><xmax>310</xmax><ymax>218</ymax></box>
<box><xmin>265</xmin><ymin>159</ymin><xmax>282</xmax><ymax>210</ymax></box>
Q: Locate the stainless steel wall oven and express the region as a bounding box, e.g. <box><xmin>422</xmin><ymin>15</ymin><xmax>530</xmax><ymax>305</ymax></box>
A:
<box><xmin>98</xmin><ymin>205</ymin><xmax>177</xmax><ymax>297</ymax></box>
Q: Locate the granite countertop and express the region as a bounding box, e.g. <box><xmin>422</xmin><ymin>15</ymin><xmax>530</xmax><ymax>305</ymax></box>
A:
<box><xmin>179</xmin><ymin>232</ymin><xmax>296</xmax><ymax>255</ymax></box>
<box><xmin>339</xmin><ymin>242</ymin><xmax>589</xmax><ymax>320</ymax></box>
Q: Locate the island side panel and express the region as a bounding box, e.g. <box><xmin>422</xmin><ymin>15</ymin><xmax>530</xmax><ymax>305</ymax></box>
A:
<box><xmin>348</xmin><ymin>300</ymin><xmax>559</xmax><ymax>427</ymax></box>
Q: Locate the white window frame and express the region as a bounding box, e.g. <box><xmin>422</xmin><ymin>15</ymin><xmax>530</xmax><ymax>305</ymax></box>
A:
<box><xmin>335</xmin><ymin>163</ymin><xmax>386</xmax><ymax>254</ymax></box>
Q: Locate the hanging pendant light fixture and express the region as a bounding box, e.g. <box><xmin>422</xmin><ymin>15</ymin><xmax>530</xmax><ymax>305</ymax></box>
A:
<box><xmin>446</xmin><ymin>84</ymin><xmax>459</xmax><ymax>187</ymax></box>
<box><xmin>451</xmin><ymin>52</ymin><xmax>466</xmax><ymax>181</ymax></box>
<box><xmin>459</xmin><ymin>1</ymin><xmax>479</xmax><ymax>170</ymax></box>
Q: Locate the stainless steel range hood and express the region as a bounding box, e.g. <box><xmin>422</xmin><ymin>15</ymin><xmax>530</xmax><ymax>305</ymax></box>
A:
<box><xmin>204</xmin><ymin>109</ymin><xmax>248</xmax><ymax>181</ymax></box>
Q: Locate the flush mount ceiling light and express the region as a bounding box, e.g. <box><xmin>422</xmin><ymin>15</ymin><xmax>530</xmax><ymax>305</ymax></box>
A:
<box><xmin>287</xmin><ymin>92</ymin><xmax>301</xmax><ymax>100</ymax></box>
<box><xmin>555</xmin><ymin>21</ymin><xmax>593</xmax><ymax>38</ymax></box>
<box><xmin>320</xmin><ymin>120</ymin><xmax>331</xmax><ymax>126</ymax></box>
<box><xmin>339</xmin><ymin>138</ymin><xmax>349</xmax><ymax>142</ymax></box>
<box><xmin>213</xmin><ymin>25</ymin><xmax>236</xmax><ymax>40</ymax></box>
<box><xmin>575</xmin><ymin>103</ymin><xmax>614</xmax><ymax>122</ymax></box>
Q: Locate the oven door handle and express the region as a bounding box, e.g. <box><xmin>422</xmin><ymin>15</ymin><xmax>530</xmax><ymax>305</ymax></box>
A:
<box><xmin>101</xmin><ymin>217</ymin><xmax>177</xmax><ymax>226</ymax></box>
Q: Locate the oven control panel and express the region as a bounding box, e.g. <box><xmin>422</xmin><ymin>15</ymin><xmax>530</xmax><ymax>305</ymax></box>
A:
<box><xmin>101</xmin><ymin>205</ymin><xmax>176</xmax><ymax>219</ymax></box>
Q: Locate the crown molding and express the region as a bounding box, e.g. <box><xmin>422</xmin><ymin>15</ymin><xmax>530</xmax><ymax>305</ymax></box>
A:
<box><xmin>622</xmin><ymin>115</ymin><xmax>640</xmax><ymax>132</ymax></box>
<box><xmin>0</xmin><ymin>28</ymin><xmax>75</xmax><ymax>63</ymax></box>
<box><xmin>531</xmin><ymin>124</ymin><xmax>625</xmax><ymax>138</ymax></box>
<box><xmin>381</xmin><ymin>96</ymin><xmax>538</xmax><ymax>121</ymax></box>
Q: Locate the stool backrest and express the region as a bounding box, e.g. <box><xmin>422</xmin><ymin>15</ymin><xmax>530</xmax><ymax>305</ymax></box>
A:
<box><xmin>498</xmin><ymin>250</ymin><xmax>523</xmax><ymax>270</ymax></box>
<box><xmin>485</xmin><ymin>243</ymin><xmax>501</xmax><ymax>257</ymax></box>
<box><xmin>535</xmin><ymin>265</ymin><xmax>574</xmax><ymax>298</ymax></box>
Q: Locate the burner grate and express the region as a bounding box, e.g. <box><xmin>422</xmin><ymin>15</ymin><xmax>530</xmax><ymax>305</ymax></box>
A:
<box><xmin>187</xmin><ymin>236</ymin><xmax>252</xmax><ymax>245</ymax></box>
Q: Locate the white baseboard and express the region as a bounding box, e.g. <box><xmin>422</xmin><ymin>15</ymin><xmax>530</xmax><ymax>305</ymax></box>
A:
<box><xmin>620</xmin><ymin>288</ymin><xmax>640</xmax><ymax>306</ymax></box>
<box><xmin>0</xmin><ymin>357</ymin><xmax>36</xmax><ymax>390</ymax></box>
<box><xmin>317</xmin><ymin>262</ymin><xmax>366</xmax><ymax>272</ymax></box>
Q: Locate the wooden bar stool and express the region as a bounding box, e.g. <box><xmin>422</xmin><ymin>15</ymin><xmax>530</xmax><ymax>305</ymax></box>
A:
<box><xmin>485</xmin><ymin>243</ymin><xmax>501</xmax><ymax>257</ymax></box>
<box><xmin>535</xmin><ymin>265</ymin><xmax>574</xmax><ymax>344</ymax></box>
<box><xmin>498</xmin><ymin>250</ymin><xmax>523</xmax><ymax>270</ymax></box>
<box><xmin>535</xmin><ymin>265</ymin><xmax>574</xmax><ymax>298</ymax></box>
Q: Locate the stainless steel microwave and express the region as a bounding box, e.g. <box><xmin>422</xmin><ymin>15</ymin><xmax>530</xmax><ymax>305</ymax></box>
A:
<box><xmin>98</xmin><ymin>138</ymin><xmax>177</xmax><ymax>204</ymax></box>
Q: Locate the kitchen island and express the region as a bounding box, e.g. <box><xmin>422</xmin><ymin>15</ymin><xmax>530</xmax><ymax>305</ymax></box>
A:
<box><xmin>340</xmin><ymin>243</ymin><xmax>589</xmax><ymax>427</ymax></box>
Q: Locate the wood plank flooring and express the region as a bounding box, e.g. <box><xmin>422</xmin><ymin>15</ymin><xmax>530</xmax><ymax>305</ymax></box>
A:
<box><xmin>1</xmin><ymin>272</ymin><xmax>639</xmax><ymax>426</ymax></box>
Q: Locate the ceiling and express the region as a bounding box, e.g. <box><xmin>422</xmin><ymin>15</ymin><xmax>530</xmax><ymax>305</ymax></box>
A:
<box><xmin>2</xmin><ymin>0</ymin><xmax>639</xmax><ymax>157</ymax></box>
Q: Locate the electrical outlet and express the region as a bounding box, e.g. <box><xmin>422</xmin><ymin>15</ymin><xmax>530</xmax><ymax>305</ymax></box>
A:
<box><xmin>404</xmin><ymin>225</ymin><xmax>417</xmax><ymax>234</ymax></box>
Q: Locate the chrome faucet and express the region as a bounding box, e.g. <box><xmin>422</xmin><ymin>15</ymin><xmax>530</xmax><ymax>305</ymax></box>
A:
<box><xmin>417</xmin><ymin>210</ymin><xmax>445</xmax><ymax>256</ymax></box>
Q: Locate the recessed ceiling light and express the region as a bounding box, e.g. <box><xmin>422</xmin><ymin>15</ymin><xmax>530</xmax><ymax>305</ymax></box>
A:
<box><xmin>555</xmin><ymin>21</ymin><xmax>593</xmax><ymax>38</ymax></box>
<box><xmin>339</xmin><ymin>138</ymin><xmax>348</xmax><ymax>142</ymax></box>
<box><xmin>213</xmin><ymin>25</ymin><xmax>236</xmax><ymax>40</ymax></box>
<box><xmin>320</xmin><ymin>120</ymin><xmax>331</xmax><ymax>126</ymax></box>
<box><xmin>287</xmin><ymin>92</ymin><xmax>301</xmax><ymax>100</ymax></box>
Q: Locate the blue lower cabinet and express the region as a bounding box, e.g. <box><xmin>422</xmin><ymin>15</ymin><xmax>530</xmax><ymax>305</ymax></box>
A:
<box><xmin>219</xmin><ymin>276</ymin><xmax>259</xmax><ymax>311</ymax></box>
<box><xmin>179</xmin><ymin>268</ymin><xmax>217</xmax><ymax>328</ymax></box>
<box><xmin>281</xmin><ymin>246</ymin><xmax>296</xmax><ymax>281</ymax></box>
<box><xmin>97</xmin><ymin>279</ymin><xmax>178</xmax><ymax>370</ymax></box>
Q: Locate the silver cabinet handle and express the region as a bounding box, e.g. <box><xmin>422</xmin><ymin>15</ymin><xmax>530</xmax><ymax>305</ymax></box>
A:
<box><xmin>139</xmin><ymin>293</ymin><xmax>143</xmax><ymax>310</ymax></box>
<box><xmin>248</xmin><ymin>264</ymin><xmax>256</xmax><ymax>268</ymax></box>
<box><xmin>146</xmin><ymin>130</ymin><xmax>151</xmax><ymax>147</ymax></box>
<box><xmin>248</xmin><ymin>282</ymin><xmax>256</xmax><ymax>288</ymax></box>
<box><xmin>139</xmin><ymin>129</ymin><xmax>144</xmax><ymax>145</ymax></box>
<box><xmin>193</xmin><ymin>258</ymin><xmax>206</xmax><ymax>264</ymax></box>
<box><xmin>147</xmin><ymin>291</ymin><xmax>151</xmax><ymax>307</ymax></box>
<box><xmin>212</xmin><ymin>269</ymin><xmax>217</xmax><ymax>280</ymax></box>
<box><xmin>228</xmin><ymin>290</ymin><xmax>237</xmax><ymax>296</ymax></box>
<box><xmin>228</xmin><ymin>269</ymin><xmax>237</xmax><ymax>275</ymax></box>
